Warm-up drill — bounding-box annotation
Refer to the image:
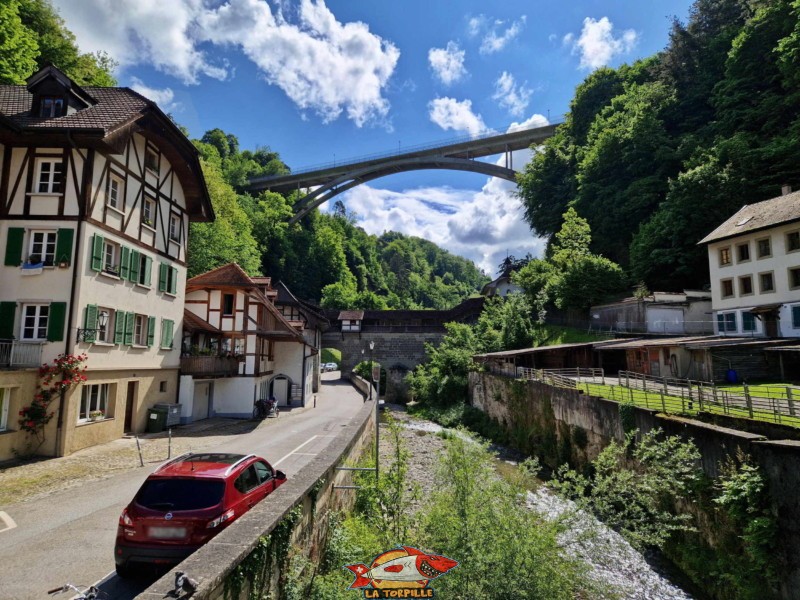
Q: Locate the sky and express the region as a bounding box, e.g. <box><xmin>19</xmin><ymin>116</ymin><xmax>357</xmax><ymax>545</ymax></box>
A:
<box><xmin>52</xmin><ymin>0</ymin><xmax>695</xmax><ymax>276</ymax></box>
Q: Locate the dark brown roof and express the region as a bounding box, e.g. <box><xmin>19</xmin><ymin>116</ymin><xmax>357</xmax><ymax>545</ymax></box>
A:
<box><xmin>699</xmin><ymin>191</ymin><xmax>800</xmax><ymax>244</ymax></box>
<box><xmin>187</xmin><ymin>263</ymin><xmax>256</xmax><ymax>288</ymax></box>
<box><xmin>183</xmin><ymin>310</ymin><xmax>221</xmax><ymax>334</ymax></box>
<box><xmin>250</xmin><ymin>276</ymin><xmax>272</xmax><ymax>288</ymax></box>
<box><xmin>338</xmin><ymin>310</ymin><xmax>365</xmax><ymax>320</ymax></box>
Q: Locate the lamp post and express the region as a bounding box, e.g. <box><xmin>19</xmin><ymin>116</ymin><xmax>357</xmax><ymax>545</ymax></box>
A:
<box><xmin>369</xmin><ymin>340</ymin><xmax>378</xmax><ymax>478</ymax></box>
<box><xmin>77</xmin><ymin>310</ymin><xmax>108</xmax><ymax>342</ymax></box>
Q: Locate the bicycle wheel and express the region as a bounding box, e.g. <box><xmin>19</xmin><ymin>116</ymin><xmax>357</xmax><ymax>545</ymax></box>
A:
<box><xmin>252</xmin><ymin>404</ymin><xmax>262</xmax><ymax>419</ymax></box>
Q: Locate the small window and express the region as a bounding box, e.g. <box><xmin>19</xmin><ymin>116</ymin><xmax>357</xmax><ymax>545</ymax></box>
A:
<box><xmin>79</xmin><ymin>383</ymin><xmax>109</xmax><ymax>422</ymax></box>
<box><xmin>138</xmin><ymin>254</ymin><xmax>151</xmax><ymax>286</ymax></box>
<box><xmin>28</xmin><ymin>230</ymin><xmax>57</xmax><ymax>265</ymax></box>
<box><xmin>792</xmin><ymin>305</ymin><xmax>800</xmax><ymax>329</ymax></box>
<box><xmin>103</xmin><ymin>239</ymin><xmax>120</xmax><ymax>275</ymax></box>
<box><xmin>0</xmin><ymin>388</ymin><xmax>10</xmax><ymax>432</ymax></box>
<box><xmin>159</xmin><ymin>381</ymin><xmax>167</xmax><ymax>393</ymax></box>
<box><xmin>757</xmin><ymin>237</ymin><xmax>771</xmax><ymax>258</ymax></box>
<box><xmin>40</xmin><ymin>97</ymin><xmax>64</xmax><ymax>118</ymax></box>
<box><xmin>787</xmin><ymin>231</ymin><xmax>800</xmax><ymax>253</ymax></box>
<box><xmin>721</xmin><ymin>279</ymin><xmax>734</xmax><ymax>298</ymax></box>
<box><xmin>739</xmin><ymin>275</ymin><xmax>753</xmax><ymax>296</ymax></box>
<box><xmin>134</xmin><ymin>314</ymin><xmax>147</xmax><ymax>346</ymax></box>
<box><xmin>742</xmin><ymin>312</ymin><xmax>757</xmax><ymax>333</ymax></box>
<box><xmin>142</xmin><ymin>197</ymin><xmax>156</xmax><ymax>227</ymax></box>
<box><xmin>736</xmin><ymin>243</ymin><xmax>750</xmax><ymax>262</ymax></box>
<box><xmin>35</xmin><ymin>158</ymin><xmax>64</xmax><ymax>194</ymax></box>
<box><xmin>718</xmin><ymin>247</ymin><xmax>731</xmax><ymax>266</ymax></box>
<box><xmin>716</xmin><ymin>312</ymin><xmax>737</xmax><ymax>333</ymax></box>
<box><xmin>222</xmin><ymin>294</ymin><xmax>235</xmax><ymax>316</ymax></box>
<box><xmin>759</xmin><ymin>271</ymin><xmax>775</xmax><ymax>293</ymax></box>
<box><xmin>790</xmin><ymin>267</ymin><xmax>800</xmax><ymax>290</ymax></box>
<box><xmin>145</xmin><ymin>148</ymin><xmax>159</xmax><ymax>174</ymax></box>
<box><xmin>21</xmin><ymin>304</ymin><xmax>49</xmax><ymax>340</ymax></box>
<box><xmin>169</xmin><ymin>214</ymin><xmax>181</xmax><ymax>242</ymax></box>
<box><xmin>97</xmin><ymin>307</ymin><xmax>114</xmax><ymax>343</ymax></box>
<box><xmin>107</xmin><ymin>173</ymin><xmax>124</xmax><ymax>210</ymax></box>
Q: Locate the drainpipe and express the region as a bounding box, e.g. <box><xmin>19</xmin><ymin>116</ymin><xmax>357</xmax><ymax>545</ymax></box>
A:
<box><xmin>55</xmin><ymin>140</ymin><xmax>91</xmax><ymax>456</ymax></box>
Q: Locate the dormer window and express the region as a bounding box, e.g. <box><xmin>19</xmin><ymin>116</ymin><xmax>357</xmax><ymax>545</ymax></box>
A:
<box><xmin>40</xmin><ymin>97</ymin><xmax>64</xmax><ymax>118</ymax></box>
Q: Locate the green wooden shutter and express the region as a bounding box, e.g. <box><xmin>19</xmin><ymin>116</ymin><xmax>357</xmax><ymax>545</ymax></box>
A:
<box><xmin>147</xmin><ymin>316</ymin><xmax>155</xmax><ymax>347</ymax></box>
<box><xmin>55</xmin><ymin>229</ymin><xmax>74</xmax><ymax>265</ymax></box>
<box><xmin>83</xmin><ymin>304</ymin><xmax>98</xmax><ymax>343</ymax></box>
<box><xmin>47</xmin><ymin>302</ymin><xmax>67</xmax><ymax>342</ymax></box>
<box><xmin>144</xmin><ymin>256</ymin><xmax>153</xmax><ymax>287</ymax></box>
<box><xmin>124</xmin><ymin>312</ymin><xmax>134</xmax><ymax>345</ymax></box>
<box><xmin>169</xmin><ymin>267</ymin><xmax>178</xmax><ymax>295</ymax></box>
<box><xmin>0</xmin><ymin>302</ymin><xmax>16</xmax><ymax>338</ymax></box>
<box><xmin>91</xmin><ymin>234</ymin><xmax>104</xmax><ymax>272</ymax></box>
<box><xmin>119</xmin><ymin>246</ymin><xmax>130</xmax><ymax>279</ymax></box>
<box><xmin>158</xmin><ymin>262</ymin><xmax>167</xmax><ymax>291</ymax></box>
<box><xmin>114</xmin><ymin>310</ymin><xmax>125</xmax><ymax>344</ymax></box>
<box><xmin>129</xmin><ymin>250</ymin><xmax>140</xmax><ymax>283</ymax></box>
<box><xmin>162</xmin><ymin>319</ymin><xmax>174</xmax><ymax>349</ymax></box>
<box><xmin>4</xmin><ymin>228</ymin><xmax>25</xmax><ymax>266</ymax></box>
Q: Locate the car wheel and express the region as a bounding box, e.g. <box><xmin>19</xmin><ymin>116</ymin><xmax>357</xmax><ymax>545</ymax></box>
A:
<box><xmin>116</xmin><ymin>562</ymin><xmax>136</xmax><ymax>579</ymax></box>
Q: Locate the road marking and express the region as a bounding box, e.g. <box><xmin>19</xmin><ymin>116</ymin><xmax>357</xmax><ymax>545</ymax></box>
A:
<box><xmin>0</xmin><ymin>511</ymin><xmax>17</xmax><ymax>533</ymax></box>
<box><xmin>274</xmin><ymin>435</ymin><xmax>318</xmax><ymax>466</ymax></box>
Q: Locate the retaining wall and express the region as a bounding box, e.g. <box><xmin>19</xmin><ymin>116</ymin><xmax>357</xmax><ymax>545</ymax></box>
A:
<box><xmin>469</xmin><ymin>371</ymin><xmax>800</xmax><ymax>599</ymax></box>
<box><xmin>137</xmin><ymin>388</ymin><xmax>375</xmax><ymax>600</ymax></box>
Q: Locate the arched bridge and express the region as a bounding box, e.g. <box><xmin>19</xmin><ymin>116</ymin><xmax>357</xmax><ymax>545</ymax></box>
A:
<box><xmin>246</xmin><ymin>122</ymin><xmax>559</xmax><ymax>224</ymax></box>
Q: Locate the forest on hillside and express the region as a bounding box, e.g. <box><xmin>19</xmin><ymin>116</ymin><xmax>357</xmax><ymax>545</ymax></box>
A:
<box><xmin>517</xmin><ymin>0</ymin><xmax>800</xmax><ymax>292</ymax></box>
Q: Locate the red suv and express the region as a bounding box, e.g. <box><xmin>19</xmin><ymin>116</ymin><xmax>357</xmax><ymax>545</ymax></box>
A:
<box><xmin>115</xmin><ymin>452</ymin><xmax>286</xmax><ymax>577</ymax></box>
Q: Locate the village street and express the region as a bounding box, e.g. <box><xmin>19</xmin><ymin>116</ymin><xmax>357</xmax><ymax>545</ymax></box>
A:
<box><xmin>0</xmin><ymin>373</ymin><xmax>362</xmax><ymax>600</ymax></box>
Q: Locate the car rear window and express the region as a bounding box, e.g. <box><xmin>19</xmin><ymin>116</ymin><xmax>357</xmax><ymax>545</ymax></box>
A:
<box><xmin>136</xmin><ymin>479</ymin><xmax>225</xmax><ymax>511</ymax></box>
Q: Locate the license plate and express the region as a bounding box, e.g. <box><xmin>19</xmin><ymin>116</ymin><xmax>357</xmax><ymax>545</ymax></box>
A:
<box><xmin>149</xmin><ymin>526</ymin><xmax>186</xmax><ymax>539</ymax></box>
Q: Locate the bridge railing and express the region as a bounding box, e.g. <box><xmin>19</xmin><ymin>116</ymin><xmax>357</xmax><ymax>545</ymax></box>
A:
<box><xmin>279</xmin><ymin>118</ymin><xmax>566</xmax><ymax>177</ymax></box>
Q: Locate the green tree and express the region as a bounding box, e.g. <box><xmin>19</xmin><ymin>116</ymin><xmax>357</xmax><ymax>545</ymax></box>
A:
<box><xmin>0</xmin><ymin>0</ymin><xmax>38</xmax><ymax>84</ymax></box>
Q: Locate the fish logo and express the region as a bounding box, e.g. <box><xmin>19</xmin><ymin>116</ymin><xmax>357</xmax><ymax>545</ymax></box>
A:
<box><xmin>344</xmin><ymin>546</ymin><xmax>458</xmax><ymax>596</ymax></box>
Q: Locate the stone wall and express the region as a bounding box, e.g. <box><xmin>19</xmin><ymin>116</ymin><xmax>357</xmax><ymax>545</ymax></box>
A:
<box><xmin>323</xmin><ymin>331</ymin><xmax>445</xmax><ymax>401</ymax></box>
<box><xmin>137</xmin><ymin>392</ymin><xmax>375</xmax><ymax>600</ymax></box>
<box><xmin>469</xmin><ymin>371</ymin><xmax>800</xmax><ymax>599</ymax></box>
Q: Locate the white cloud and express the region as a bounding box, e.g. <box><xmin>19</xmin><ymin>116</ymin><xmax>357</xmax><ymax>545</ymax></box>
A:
<box><xmin>51</xmin><ymin>0</ymin><xmax>399</xmax><ymax>127</ymax></box>
<box><xmin>129</xmin><ymin>78</ymin><xmax>181</xmax><ymax>113</ymax></box>
<box><xmin>492</xmin><ymin>71</ymin><xmax>531</xmax><ymax>117</ymax></box>
<box><xmin>428</xmin><ymin>42</ymin><xmax>467</xmax><ymax>86</ymax></box>
<box><xmin>467</xmin><ymin>15</ymin><xmax>485</xmax><ymax>37</ymax></box>
<box><xmin>480</xmin><ymin>16</ymin><xmax>526</xmax><ymax>55</ymax></box>
<box><xmin>568</xmin><ymin>17</ymin><xmax>638</xmax><ymax>70</ymax></box>
<box><xmin>428</xmin><ymin>97</ymin><xmax>488</xmax><ymax>137</ymax></box>
<box><xmin>333</xmin><ymin>115</ymin><xmax>550</xmax><ymax>275</ymax></box>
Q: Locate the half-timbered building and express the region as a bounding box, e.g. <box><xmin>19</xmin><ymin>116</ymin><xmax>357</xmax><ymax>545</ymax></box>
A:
<box><xmin>0</xmin><ymin>65</ymin><xmax>213</xmax><ymax>459</ymax></box>
<box><xmin>180</xmin><ymin>263</ymin><xmax>313</xmax><ymax>421</ymax></box>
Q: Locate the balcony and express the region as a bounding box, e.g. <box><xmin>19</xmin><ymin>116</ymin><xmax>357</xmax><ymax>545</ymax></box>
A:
<box><xmin>0</xmin><ymin>340</ymin><xmax>44</xmax><ymax>368</ymax></box>
<box><xmin>179</xmin><ymin>355</ymin><xmax>240</xmax><ymax>377</ymax></box>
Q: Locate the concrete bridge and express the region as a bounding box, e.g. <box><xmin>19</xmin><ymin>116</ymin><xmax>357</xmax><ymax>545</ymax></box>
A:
<box><xmin>246</xmin><ymin>122</ymin><xmax>559</xmax><ymax>223</ymax></box>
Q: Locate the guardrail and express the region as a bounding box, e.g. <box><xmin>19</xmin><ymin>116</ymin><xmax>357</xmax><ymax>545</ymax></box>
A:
<box><xmin>0</xmin><ymin>340</ymin><xmax>44</xmax><ymax>368</ymax></box>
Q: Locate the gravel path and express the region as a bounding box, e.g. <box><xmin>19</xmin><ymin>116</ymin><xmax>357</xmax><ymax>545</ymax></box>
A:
<box><xmin>380</xmin><ymin>405</ymin><xmax>693</xmax><ymax>600</ymax></box>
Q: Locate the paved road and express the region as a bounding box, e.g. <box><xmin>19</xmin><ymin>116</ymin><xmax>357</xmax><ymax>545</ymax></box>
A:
<box><xmin>0</xmin><ymin>373</ymin><xmax>363</xmax><ymax>600</ymax></box>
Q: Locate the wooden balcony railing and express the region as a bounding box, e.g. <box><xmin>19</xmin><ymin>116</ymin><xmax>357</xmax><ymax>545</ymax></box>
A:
<box><xmin>0</xmin><ymin>340</ymin><xmax>44</xmax><ymax>368</ymax></box>
<box><xmin>179</xmin><ymin>355</ymin><xmax>240</xmax><ymax>377</ymax></box>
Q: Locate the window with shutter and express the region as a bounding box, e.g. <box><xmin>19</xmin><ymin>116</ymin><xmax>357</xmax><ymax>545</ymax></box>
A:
<box><xmin>158</xmin><ymin>262</ymin><xmax>167</xmax><ymax>291</ymax></box>
<box><xmin>83</xmin><ymin>304</ymin><xmax>98</xmax><ymax>343</ymax></box>
<box><xmin>0</xmin><ymin>302</ymin><xmax>16</xmax><ymax>338</ymax></box>
<box><xmin>119</xmin><ymin>246</ymin><xmax>130</xmax><ymax>279</ymax></box>
<box><xmin>147</xmin><ymin>316</ymin><xmax>155</xmax><ymax>346</ymax></box>
<box><xmin>91</xmin><ymin>234</ymin><xmax>104</xmax><ymax>272</ymax></box>
<box><xmin>124</xmin><ymin>312</ymin><xmax>134</xmax><ymax>345</ymax></box>
<box><xmin>161</xmin><ymin>319</ymin><xmax>174</xmax><ymax>349</ymax></box>
<box><xmin>114</xmin><ymin>310</ymin><xmax>125</xmax><ymax>344</ymax></box>
<box><xmin>169</xmin><ymin>267</ymin><xmax>178</xmax><ymax>295</ymax></box>
<box><xmin>4</xmin><ymin>228</ymin><xmax>25</xmax><ymax>266</ymax></box>
<box><xmin>55</xmin><ymin>229</ymin><xmax>73</xmax><ymax>265</ymax></box>
<box><xmin>142</xmin><ymin>255</ymin><xmax>153</xmax><ymax>287</ymax></box>
<box><xmin>129</xmin><ymin>250</ymin><xmax>140</xmax><ymax>282</ymax></box>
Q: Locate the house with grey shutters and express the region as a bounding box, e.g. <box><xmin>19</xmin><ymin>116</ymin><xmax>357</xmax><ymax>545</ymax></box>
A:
<box><xmin>0</xmin><ymin>65</ymin><xmax>213</xmax><ymax>460</ymax></box>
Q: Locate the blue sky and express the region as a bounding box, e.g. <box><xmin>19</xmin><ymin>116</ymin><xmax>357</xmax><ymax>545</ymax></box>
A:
<box><xmin>53</xmin><ymin>0</ymin><xmax>695</xmax><ymax>275</ymax></box>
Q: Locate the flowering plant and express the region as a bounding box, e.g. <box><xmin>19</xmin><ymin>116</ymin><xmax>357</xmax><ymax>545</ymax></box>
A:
<box><xmin>89</xmin><ymin>410</ymin><xmax>104</xmax><ymax>418</ymax></box>
<box><xmin>18</xmin><ymin>353</ymin><xmax>88</xmax><ymax>451</ymax></box>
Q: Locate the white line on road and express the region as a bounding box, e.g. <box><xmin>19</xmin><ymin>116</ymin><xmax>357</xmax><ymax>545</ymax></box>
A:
<box><xmin>0</xmin><ymin>511</ymin><xmax>17</xmax><ymax>533</ymax></box>
<box><xmin>274</xmin><ymin>435</ymin><xmax>318</xmax><ymax>466</ymax></box>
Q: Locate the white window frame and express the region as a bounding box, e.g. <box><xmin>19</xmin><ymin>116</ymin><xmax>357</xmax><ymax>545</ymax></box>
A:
<box><xmin>0</xmin><ymin>388</ymin><xmax>10</xmax><ymax>432</ymax></box>
<box><xmin>79</xmin><ymin>383</ymin><xmax>109</xmax><ymax>422</ymax></box>
<box><xmin>97</xmin><ymin>307</ymin><xmax>114</xmax><ymax>343</ymax></box>
<box><xmin>742</xmin><ymin>311</ymin><xmax>757</xmax><ymax>333</ymax></box>
<box><xmin>142</xmin><ymin>197</ymin><xmax>156</xmax><ymax>227</ymax></box>
<box><xmin>28</xmin><ymin>230</ymin><xmax>57</xmax><ymax>265</ymax></box>
<box><xmin>107</xmin><ymin>173</ymin><xmax>124</xmax><ymax>211</ymax></box>
<box><xmin>169</xmin><ymin>213</ymin><xmax>181</xmax><ymax>242</ymax></box>
<box><xmin>35</xmin><ymin>158</ymin><xmax>64</xmax><ymax>194</ymax></box>
<box><xmin>21</xmin><ymin>303</ymin><xmax>49</xmax><ymax>340</ymax></box>
<box><xmin>134</xmin><ymin>314</ymin><xmax>147</xmax><ymax>346</ymax></box>
<box><xmin>40</xmin><ymin>97</ymin><xmax>64</xmax><ymax>118</ymax></box>
<box><xmin>103</xmin><ymin>239</ymin><xmax>120</xmax><ymax>275</ymax></box>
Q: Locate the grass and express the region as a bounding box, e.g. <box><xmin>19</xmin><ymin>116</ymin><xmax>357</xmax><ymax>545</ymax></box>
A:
<box><xmin>321</xmin><ymin>347</ymin><xmax>341</xmax><ymax>366</ymax></box>
<box><xmin>578</xmin><ymin>382</ymin><xmax>800</xmax><ymax>430</ymax></box>
<box><xmin>717</xmin><ymin>383</ymin><xmax>800</xmax><ymax>400</ymax></box>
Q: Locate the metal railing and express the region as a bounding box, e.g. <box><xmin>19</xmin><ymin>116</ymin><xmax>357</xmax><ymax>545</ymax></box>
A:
<box><xmin>516</xmin><ymin>367</ymin><xmax>606</xmax><ymax>389</ymax></box>
<box><xmin>0</xmin><ymin>340</ymin><xmax>44</xmax><ymax>368</ymax></box>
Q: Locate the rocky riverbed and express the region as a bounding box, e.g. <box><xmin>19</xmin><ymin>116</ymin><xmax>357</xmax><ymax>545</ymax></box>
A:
<box><xmin>381</xmin><ymin>404</ymin><xmax>694</xmax><ymax>600</ymax></box>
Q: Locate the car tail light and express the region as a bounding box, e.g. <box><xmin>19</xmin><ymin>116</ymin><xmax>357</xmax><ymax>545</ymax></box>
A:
<box><xmin>119</xmin><ymin>508</ymin><xmax>133</xmax><ymax>526</ymax></box>
<box><xmin>206</xmin><ymin>508</ymin><xmax>235</xmax><ymax>529</ymax></box>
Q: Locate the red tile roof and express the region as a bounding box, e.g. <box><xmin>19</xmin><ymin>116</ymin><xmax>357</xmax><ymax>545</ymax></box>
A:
<box><xmin>187</xmin><ymin>263</ymin><xmax>257</xmax><ymax>288</ymax></box>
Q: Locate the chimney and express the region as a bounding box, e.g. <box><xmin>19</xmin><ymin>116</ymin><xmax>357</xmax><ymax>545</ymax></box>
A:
<box><xmin>782</xmin><ymin>184</ymin><xmax>792</xmax><ymax>196</ymax></box>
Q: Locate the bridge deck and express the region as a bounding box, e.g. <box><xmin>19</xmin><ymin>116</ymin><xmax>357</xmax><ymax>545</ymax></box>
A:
<box><xmin>247</xmin><ymin>122</ymin><xmax>559</xmax><ymax>194</ymax></box>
